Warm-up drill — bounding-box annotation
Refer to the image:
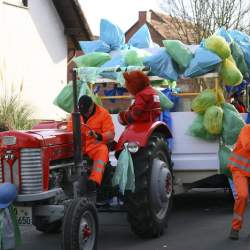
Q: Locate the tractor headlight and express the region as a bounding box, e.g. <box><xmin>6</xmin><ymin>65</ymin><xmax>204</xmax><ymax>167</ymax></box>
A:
<box><xmin>2</xmin><ymin>136</ymin><xmax>16</xmax><ymax>145</ymax></box>
<box><xmin>126</xmin><ymin>142</ymin><xmax>139</xmax><ymax>153</ymax></box>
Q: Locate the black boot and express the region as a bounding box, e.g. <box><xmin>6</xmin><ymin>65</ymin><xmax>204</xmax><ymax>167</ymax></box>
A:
<box><xmin>229</xmin><ymin>229</ymin><xmax>239</xmax><ymax>240</ymax></box>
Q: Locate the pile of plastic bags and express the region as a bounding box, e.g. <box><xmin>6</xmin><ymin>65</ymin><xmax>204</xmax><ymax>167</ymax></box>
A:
<box><xmin>74</xmin><ymin>19</ymin><xmax>250</xmax><ymax>88</ymax></box>
<box><xmin>188</xmin><ymin>88</ymin><xmax>246</xmax><ymax>176</ymax></box>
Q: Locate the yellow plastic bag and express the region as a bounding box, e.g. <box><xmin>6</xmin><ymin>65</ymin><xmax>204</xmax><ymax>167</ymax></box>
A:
<box><xmin>187</xmin><ymin>114</ymin><xmax>218</xmax><ymax>141</ymax></box>
<box><xmin>220</xmin><ymin>59</ymin><xmax>243</xmax><ymax>86</ymax></box>
<box><xmin>191</xmin><ymin>89</ymin><xmax>217</xmax><ymax>113</ymax></box>
<box><xmin>214</xmin><ymin>86</ymin><xmax>225</xmax><ymax>105</ymax></box>
<box><xmin>203</xmin><ymin>105</ymin><xmax>223</xmax><ymax>135</ymax></box>
<box><xmin>205</xmin><ymin>35</ymin><xmax>231</xmax><ymax>59</ymax></box>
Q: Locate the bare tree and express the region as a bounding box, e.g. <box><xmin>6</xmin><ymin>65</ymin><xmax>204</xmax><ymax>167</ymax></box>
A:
<box><xmin>159</xmin><ymin>0</ymin><xmax>250</xmax><ymax>44</ymax></box>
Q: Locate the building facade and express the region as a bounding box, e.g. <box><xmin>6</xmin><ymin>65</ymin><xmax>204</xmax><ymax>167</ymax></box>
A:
<box><xmin>0</xmin><ymin>0</ymin><xmax>92</xmax><ymax>120</ymax></box>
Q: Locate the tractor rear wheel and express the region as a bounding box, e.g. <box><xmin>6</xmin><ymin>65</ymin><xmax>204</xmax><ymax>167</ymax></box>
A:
<box><xmin>125</xmin><ymin>133</ymin><xmax>173</xmax><ymax>238</ymax></box>
<box><xmin>62</xmin><ymin>198</ymin><xmax>98</xmax><ymax>250</ymax></box>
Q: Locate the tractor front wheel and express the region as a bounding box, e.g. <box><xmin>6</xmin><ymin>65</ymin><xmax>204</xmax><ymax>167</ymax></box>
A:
<box><xmin>62</xmin><ymin>198</ymin><xmax>98</xmax><ymax>250</ymax></box>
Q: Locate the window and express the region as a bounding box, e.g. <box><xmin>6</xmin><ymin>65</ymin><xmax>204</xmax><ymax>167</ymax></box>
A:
<box><xmin>3</xmin><ymin>0</ymin><xmax>28</xmax><ymax>8</ymax></box>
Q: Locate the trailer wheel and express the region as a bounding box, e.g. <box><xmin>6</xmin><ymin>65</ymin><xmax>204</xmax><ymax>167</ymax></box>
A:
<box><xmin>35</xmin><ymin>219</ymin><xmax>62</xmax><ymax>234</ymax></box>
<box><xmin>62</xmin><ymin>198</ymin><xmax>98</xmax><ymax>250</ymax></box>
<box><xmin>125</xmin><ymin>133</ymin><xmax>173</xmax><ymax>238</ymax></box>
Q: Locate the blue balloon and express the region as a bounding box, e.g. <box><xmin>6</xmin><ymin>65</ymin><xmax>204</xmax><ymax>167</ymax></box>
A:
<box><xmin>0</xmin><ymin>182</ymin><xmax>17</xmax><ymax>208</ymax></box>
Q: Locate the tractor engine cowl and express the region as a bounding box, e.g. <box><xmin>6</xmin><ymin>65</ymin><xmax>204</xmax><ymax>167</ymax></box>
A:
<box><xmin>0</xmin><ymin>129</ymin><xmax>73</xmax><ymax>199</ymax></box>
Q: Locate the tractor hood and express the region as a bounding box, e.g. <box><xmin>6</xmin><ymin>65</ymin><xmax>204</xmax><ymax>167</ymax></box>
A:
<box><xmin>0</xmin><ymin>129</ymin><xmax>73</xmax><ymax>148</ymax></box>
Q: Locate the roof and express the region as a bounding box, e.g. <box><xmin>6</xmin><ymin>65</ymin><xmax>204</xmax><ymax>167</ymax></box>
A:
<box><xmin>126</xmin><ymin>10</ymin><xmax>198</xmax><ymax>45</ymax></box>
<box><xmin>52</xmin><ymin>0</ymin><xmax>93</xmax><ymax>49</ymax></box>
<box><xmin>152</xmin><ymin>11</ymin><xmax>197</xmax><ymax>44</ymax></box>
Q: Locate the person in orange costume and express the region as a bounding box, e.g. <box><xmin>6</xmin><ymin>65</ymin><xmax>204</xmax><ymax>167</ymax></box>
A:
<box><xmin>118</xmin><ymin>70</ymin><xmax>161</xmax><ymax>125</ymax></box>
<box><xmin>228</xmin><ymin>124</ymin><xmax>250</xmax><ymax>240</ymax></box>
<box><xmin>67</xmin><ymin>95</ymin><xmax>115</xmax><ymax>191</ymax></box>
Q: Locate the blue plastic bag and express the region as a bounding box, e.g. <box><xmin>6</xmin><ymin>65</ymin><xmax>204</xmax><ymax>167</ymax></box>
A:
<box><xmin>79</xmin><ymin>40</ymin><xmax>111</xmax><ymax>54</ymax></box>
<box><xmin>128</xmin><ymin>24</ymin><xmax>154</xmax><ymax>48</ymax></box>
<box><xmin>159</xmin><ymin>110</ymin><xmax>173</xmax><ymax>150</ymax></box>
<box><xmin>161</xmin><ymin>88</ymin><xmax>180</xmax><ymax>112</ymax></box>
<box><xmin>103</xmin><ymin>87</ymin><xmax>128</xmax><ymax>103</ymax></box>
<box><xmin>225</xmin><ymin>80</ymin><xmax>247</xmax><ymax>96</ymax></box>
<box><xmin>100</xmin><ymin>55</ymin><xmax>125</xmax><ymax>79</ymax></box>
<box><xmin>184</xmin><ymin>47</ymin><xmax>222</xmax><ymax>78</ymax></box>
<box><xmin>246</xmin><ymin>112</ymin><xmax>250</xmax><ymax>124</ymax></box>
<box><xmin>237</xmin><ymin>41</ymin><xmax>250</xmax><ymax>69</ymax></box>
<box><xmin>143</xmin><ymin>48</ymin><xmax>179</xmax><ymax>81</ymax></box>
<box><xmin>100</xmin><ymin>19</ymin><xmax>125</xmax><ymax>50</ymax></box>
<box><xmin>215</xmin><ymin>27</ymin><xmax>232</xmax><ymax>43</ymax></box>
<box><xmin>228</xmin><ymin>30</ymin><xmax>250</xmax><ymax>43</ymax></box>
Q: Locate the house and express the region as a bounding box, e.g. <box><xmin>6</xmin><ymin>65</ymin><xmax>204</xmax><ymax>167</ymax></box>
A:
<box><xmin>0</xmin><ymin>0</ymin><xmax>92</xmax><ymax>120</ymax></box>
<box><xmin>125</xmin><ymin>10</ymin><xmax>197</xmax><ymax>46</ymax></box>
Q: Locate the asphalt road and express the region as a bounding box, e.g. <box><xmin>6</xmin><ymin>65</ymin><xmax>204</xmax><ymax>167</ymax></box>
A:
<box><xmin>18</xmin><ymin>189</ymin><xmax>250</xmax><ymax>250</ymax></box>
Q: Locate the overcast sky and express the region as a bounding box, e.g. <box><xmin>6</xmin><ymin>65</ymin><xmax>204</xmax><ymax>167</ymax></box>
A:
<box><xmin>80</xmin><ymin>0</ymin><xmax>162</xmax><ymax>35</ymax></box>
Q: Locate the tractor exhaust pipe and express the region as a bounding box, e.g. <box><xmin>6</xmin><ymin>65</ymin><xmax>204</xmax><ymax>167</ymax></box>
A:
<box><xmin>72</xmin><ymin>69</ymin><xmax>82</xmax><ymax>167</ymax></box>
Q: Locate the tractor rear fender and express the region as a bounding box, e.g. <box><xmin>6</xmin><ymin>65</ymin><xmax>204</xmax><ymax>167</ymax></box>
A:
<box><xmin>115</xmin><ymin>121</ymin><xmax>172</xmax><ymax>152</ymax></box>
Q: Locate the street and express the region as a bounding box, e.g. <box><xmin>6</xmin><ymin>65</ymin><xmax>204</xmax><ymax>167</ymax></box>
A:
<box><xmin>19</xmin><ymin>189</ymin><xmax>250</xmax><ymax>250</ymax></box>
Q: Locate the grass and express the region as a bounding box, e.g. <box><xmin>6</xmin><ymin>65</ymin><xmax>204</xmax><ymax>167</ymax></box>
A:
<box><xmin>0</xmin><ymin>94</ymin><xmax>35</xmax><ymax>130</ymax></box>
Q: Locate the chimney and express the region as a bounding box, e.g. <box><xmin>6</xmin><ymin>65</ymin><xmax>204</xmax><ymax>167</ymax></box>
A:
<box><xmin>139</xmin><ymin>11</ymin><xmax>151</xmax><ymax>24</ymax></box>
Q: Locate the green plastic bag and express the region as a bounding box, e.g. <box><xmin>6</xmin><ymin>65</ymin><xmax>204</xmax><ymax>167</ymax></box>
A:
<box><xmin>218</xmin><ymin>144</ymin><xmax>232</xmax><ymax>177</ymax></box>
<box><xmin>124</xmin><ymin>49</ymin><xmax>150</xmax><ymax>66</ymax></box>
<box><xmin>112</xmin><ymin>146</ymin><xmax>135</xmax><ymax>194</ymax></box>
<box><xmin>221</xmin><ymin>103</ymin><xmax>245</xmax><ymax>145</ymax></box>
<box><xmin>203</xmin><ymin>105</ymin><xmax>223</xmax><ymax>135</ymax></box>
<box><xmin>73</xmin><ymin>52</ymin><xmax>111</xmax><ymax>67</ymax></box>
<box><xmin>220</xmin><ymin>58</ymin><xmax>243</xmax><ymax>86</ymax></box>
<box><xmin>54</xmin><ymin>81</ymin><xmax>102</xmax><ymax>113</ymax></box>
<box><xmin>53</xmin><ymin>80</ymin><xmax>82</xmax><ymax>113</ymax></box>
<box><xmin>191</xmin><ymin>89</ymin><xmax>217</xmax><ymax>113</ymax></box>
<box><xmin>155</xmin><ymin>89</ymin><xmax>174</xmax><ymax>110</ymax></box>
<box><xmin>187</xmin><ymin>114</ymin><xmax>218</xmax><ymax>141</ymax></box>
<box><xmin>205</xmin><ymin>35</ymin><xmax>231</xmax><ymax>59</ymax></box>
<box><xmin>230</xmin><ymin>42</ymin><xmax>248</xmax><ymax>77</ymax></box>
<box><xmin>163</xmin><ymin>40</ymin><xmax>193</xmax><ymax>68</ymax></box>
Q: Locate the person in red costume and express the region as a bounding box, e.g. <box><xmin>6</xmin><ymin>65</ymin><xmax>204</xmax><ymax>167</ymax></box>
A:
<box><xmin>118</xmin><ymin>70</ymin><xmax>161</xmax><ymax>125</ymax></box>
<box><xmin>231</xmin><ymin>91</ymin><xmax>247</xmax><ymax>113</ymax></box>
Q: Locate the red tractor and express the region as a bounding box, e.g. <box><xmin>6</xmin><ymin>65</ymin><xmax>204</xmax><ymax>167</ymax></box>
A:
<box><xmin>0</xmin><ymin>69</ymin><xmax>173</xmax><ymax>250</ymax></box>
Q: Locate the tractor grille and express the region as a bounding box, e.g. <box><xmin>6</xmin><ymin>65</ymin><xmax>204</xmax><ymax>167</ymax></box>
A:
<box><xmin>0</xmin><ymin>159</ymin><xmax>19</xmax><ymax>186</ymax></box>
<box><xmin>20</xmin><ymin>148</ymin><xmax>43</xmax><ymax>194</ymax></box>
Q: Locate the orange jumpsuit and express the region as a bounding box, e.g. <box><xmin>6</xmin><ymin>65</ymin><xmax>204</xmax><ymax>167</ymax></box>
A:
<box><xmin>67</xmin><ymin>104</ymin><xmax>115</xmax><ymax>185</ymax></box>
<box><xmin>228</xmin><ymin>124</ymin><xmax>250</xmax><ymax>231</ymax></box>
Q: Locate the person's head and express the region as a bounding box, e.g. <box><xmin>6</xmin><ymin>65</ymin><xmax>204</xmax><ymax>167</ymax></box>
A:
<box><xmin>231</xmin><ymin>90</ymin><xmax>245</xmax><ymax>103</ymax></box>
<box><xmin>123</xmin><ymin>70</ymin><xmax>150</xmax><ymax>96</ymax></box>
<box><xmin>78</xmin><ymin>95</ymin><xmax>94</xmax><ymax>117</ymax></box>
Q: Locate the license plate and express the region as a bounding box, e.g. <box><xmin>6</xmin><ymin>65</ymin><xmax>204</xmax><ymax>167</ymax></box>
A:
<box><xmin>14</xmin><ymin>206</ymin><xmax>32</xmax><ymax>226</ymax></box>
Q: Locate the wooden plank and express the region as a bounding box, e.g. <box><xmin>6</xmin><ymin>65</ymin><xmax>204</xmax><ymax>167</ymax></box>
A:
<box><xmin>100</xmin><ymin>95</ymin><xmax>133</xmax><ymax>100</ymax></box>
<box><xmin>174</xmin><ymin>93</ymin><xmax>199</xmax><ymax>97</ymax></box>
